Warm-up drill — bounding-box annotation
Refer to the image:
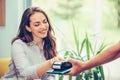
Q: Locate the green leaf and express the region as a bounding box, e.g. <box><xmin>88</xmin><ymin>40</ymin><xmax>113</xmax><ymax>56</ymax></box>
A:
<box><xmin>88</xmin><ymin>39</ymin><xmax>94</xmax><ymax>56</ymax></box>
<box><xmin>79</xmin><ymin>38</ymin><xmax>86</xmax><ymax>56</ymax></box>
<box><xmin>64</xmin><ymin>50</ymin><xmax>78</xmax><ymax>59</ymax></box>
<box><xmin>69</xmin><ymin>75</ymin><xmax>72</xmax><ymax>80</ymax></box>
<box><xmin>98</xmin><ymin>66</ymin><xmax>105</xmax><ymax>80</ymax></box>
<box><xmin>93</xmin><ymin>70</ymin><xmax>99</xmax><ymax>80</ymax></box>
<box><xmin>75</xmin><ymin>74</ymin><xmax>83</xmax><ymax>80</ymax></box>
<box><xmin>96</xmin><ymin>41</ymin><xmax>107</xmax><ymax>55</ymax></box>
<box><xmin>72</xmin><ymin>21</ymin><xmax>79</xmax><ymax>54</ymax></box>
<box><xmin>85</xmin><ymin>33</ymin><xmax>90</xmax><ymax>60</ymax></box>
<box><xmin>58</xmin><ymin>75</ymin><xmax>64</xmax><ymax>80</ymax></box>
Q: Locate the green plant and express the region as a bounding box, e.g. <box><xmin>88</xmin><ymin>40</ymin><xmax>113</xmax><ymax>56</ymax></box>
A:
<box><xmin>58</xmin><ymin>22</ymin><xmax>107</xmax><ymax>80</ymax></box>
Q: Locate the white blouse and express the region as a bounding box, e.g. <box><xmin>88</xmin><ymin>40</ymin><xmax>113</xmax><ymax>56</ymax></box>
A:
<box><xmin>4</xmin><ymin>39</ymin><xmax>55</xmax><ymax>80</ymax></box>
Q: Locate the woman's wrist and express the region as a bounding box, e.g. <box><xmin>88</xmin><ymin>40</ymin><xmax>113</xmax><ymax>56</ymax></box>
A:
<box><xmin>48</xmin><ymin>57</ymin><xmax>64</xmax><ymax>67</ymax></box>
<box><xmin>48</xmin><ymin>57</ymin><xmax>56</xmax><ymax>67</ymax></box>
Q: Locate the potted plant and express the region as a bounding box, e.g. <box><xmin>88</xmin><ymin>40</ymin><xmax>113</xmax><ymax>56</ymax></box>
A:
<box><xmin>58</xmin><ymin>22</ymin><xmax>107</xmax><ymax>80</ymax></box>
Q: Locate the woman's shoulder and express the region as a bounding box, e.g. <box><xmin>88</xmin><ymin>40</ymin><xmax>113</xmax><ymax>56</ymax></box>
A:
<box><xmin>11</xmin><ymin>39</ymin><xmax>28</xmax><ymax>50</ymax></box>
<box><xmin>12</xmin><ymin>39</ymin><xmax>26</xmax><ymax>46</ymax></box>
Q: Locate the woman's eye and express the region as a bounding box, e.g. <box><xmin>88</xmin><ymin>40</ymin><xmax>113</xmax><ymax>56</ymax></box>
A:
<box><xmin>43</xmin><ymin>19</ymin><xmax>48</xmax><ymax>23</ymax></box>
<box><xmin>34</xmin><ymin>23</ymin><xmax>39</xmax><ymax>26</ymax></box>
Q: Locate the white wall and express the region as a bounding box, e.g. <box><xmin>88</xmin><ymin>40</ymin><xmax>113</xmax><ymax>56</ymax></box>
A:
<box><xmin>104</xmin><ymin>58</ymin><xmax>120</xmax><ymax>80</ymax></box>
<box><xmin>0</xmin><ymin>0</ymin><xmax>25</xmax><ymax>58</ymax></box>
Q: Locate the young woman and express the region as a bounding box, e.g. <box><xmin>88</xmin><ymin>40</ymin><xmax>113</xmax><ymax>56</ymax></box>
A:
<box><xmin>4</xmin><ymin>7</ymin><xmax>62</xmax><ymax>80</ymax></box>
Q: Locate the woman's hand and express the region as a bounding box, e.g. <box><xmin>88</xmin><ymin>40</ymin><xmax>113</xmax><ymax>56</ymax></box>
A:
<box><xmin>49</xmin><ymin>56</ymin><xmax>64</xmax><ymax>66</ymax></box>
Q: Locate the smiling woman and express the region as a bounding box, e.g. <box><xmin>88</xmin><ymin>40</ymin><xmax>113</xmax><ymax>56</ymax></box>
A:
<box><xmin>0</xmin><ymin>0</ymin><xmax>5</xmax><ymax>26</ymax></box>
<box><xmin>2</xmin><ymin>7</ymin><xmax>63</xmax><ymax>80</ymax></box>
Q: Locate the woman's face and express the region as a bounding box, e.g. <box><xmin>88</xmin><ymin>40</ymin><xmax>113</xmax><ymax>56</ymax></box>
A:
<box><xmin>26</xmin><ymin>12</ymin><xmax>49</xmax><ymax>42</ymax></box>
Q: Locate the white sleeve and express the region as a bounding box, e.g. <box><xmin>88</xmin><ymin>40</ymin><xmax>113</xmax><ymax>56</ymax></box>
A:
<box><xmin>11</xmin><ymin>40</ymin><xmax>39</xmax><ymax>79</ymax></box>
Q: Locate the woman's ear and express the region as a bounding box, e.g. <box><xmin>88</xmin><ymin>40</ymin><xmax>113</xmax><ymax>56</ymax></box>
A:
<box><xmin>25</xmin><ymin>26</ymin><xmax>31</xmax><ymax>32</ymax></box>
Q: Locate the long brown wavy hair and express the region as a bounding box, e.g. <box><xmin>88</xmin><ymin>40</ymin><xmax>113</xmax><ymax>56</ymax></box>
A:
<box><xmin>12</xmin><ymin>7</ymin><xmax>57</xmax><ymax>60</ymax></box>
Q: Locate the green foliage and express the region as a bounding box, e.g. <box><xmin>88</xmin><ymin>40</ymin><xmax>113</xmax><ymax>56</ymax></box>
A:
<box><xmin>51</xmin><ymin>0</ymin><xmax>82</xmax><ymax>20</ymax></box>
<box><xmin>108</xmin><ymin>0</ymin><xmax>120</xmax><ymax>27</ymax></box>
<box><xmin>117</xmin><ymin>0</ymin><xmax>120</xmax><ymax>27</ymax></box>
<box><xmin>58</xmin><ymin>75</ymin><xmax>64</xmax><ymax>80</ymax></box>
<box><xmin>59</xmin><ymin>22</ymin><xmax>107</xmax><ymax>80</ymax></box>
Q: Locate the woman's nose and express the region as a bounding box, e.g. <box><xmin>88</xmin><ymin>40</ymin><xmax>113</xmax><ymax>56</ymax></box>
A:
<box><xmin>40</xmin><ymin>23</ymin><xmax>46</xmax><ymax>28</ymax></box>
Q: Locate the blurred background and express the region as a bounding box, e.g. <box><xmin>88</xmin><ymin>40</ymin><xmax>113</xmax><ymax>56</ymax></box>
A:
<box><xmin>0</xmin><ymin>0</ymin><xmax>120</xmax><ymax>80</ymax></box>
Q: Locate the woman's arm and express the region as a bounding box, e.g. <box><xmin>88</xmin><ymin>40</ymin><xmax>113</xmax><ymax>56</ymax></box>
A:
<box><xmin>11</xmin><ymin>40</ymin><xmax>62</xmax><ymax>79</ymax></box>
<box><xmin>36</xmin><ymin>57</ymin><xmax>61</xmax><ymax>77</ymax></box>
